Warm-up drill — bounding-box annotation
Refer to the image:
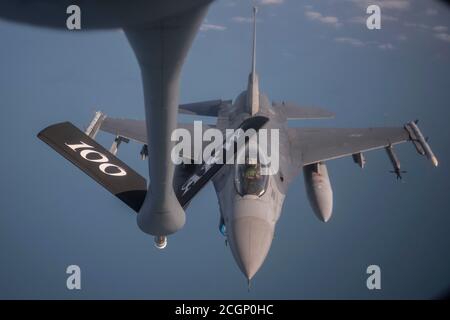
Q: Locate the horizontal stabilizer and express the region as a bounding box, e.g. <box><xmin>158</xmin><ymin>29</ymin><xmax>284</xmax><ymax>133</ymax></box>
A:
<box><xmin>179</xmin><ymin>99</ymin><xmax>231</xmax><ymax>117</ymax></box>
<box><xmin>37</xmin><ymin>122</ymin><xmax>147</xmax><ymax>212</ymax></box>
<box><xmin>273</xmin><ymin>102</ymin><xmax>335</xmax><ymax>120</ymax></box>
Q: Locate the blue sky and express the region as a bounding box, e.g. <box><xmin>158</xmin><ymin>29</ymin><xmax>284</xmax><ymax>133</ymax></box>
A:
<box><xmin>0</xmin><ymin>0</ymin><xmax>449</xmax><ymax>299</ymax></box>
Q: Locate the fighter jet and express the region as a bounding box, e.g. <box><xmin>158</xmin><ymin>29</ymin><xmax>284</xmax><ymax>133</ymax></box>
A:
<box><xmin>2</xmin><ymin>2</ymin><xmax>438</xmax><ymax>282</ymax></box>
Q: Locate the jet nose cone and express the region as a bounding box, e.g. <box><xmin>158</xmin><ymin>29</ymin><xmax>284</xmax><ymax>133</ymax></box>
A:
<box><xmin>228</xmin><ymin>216</ymin><xmax>274</xmax><ymax>280</ymax></box>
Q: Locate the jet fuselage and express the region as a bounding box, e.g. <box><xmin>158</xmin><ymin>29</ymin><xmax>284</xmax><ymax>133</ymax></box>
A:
<box><xmin>212</xmin><ymin>90</ymin><xmax>297</xmax><ymax>280</ymax></box>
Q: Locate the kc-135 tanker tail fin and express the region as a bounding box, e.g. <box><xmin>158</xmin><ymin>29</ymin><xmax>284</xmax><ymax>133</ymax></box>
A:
<box><xmin>37</xmin><ymin>122</ymin><xmax>148</xmax><ymax>212</ymax></box>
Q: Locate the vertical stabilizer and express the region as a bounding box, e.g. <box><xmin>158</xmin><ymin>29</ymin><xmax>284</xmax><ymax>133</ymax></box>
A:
<box><xmin>251</xmin><ymin>6</ymin><xmax>257</xmax><ymax>78</ymax></box>
<box><xmin>247</xmin><ymin>6</ymin><xmax>259</xmax><ymax>115</ymax></box>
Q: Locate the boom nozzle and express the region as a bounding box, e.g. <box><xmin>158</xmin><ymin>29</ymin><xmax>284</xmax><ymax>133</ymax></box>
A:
<box><xmin>154</xmin><ymin>236</ymin><xmax>167</xmax><ymax>250</ymax></box>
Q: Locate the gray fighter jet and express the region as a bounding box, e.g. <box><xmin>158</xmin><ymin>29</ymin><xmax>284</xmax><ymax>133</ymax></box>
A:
<box><xmin>2</xmin><ymin>2</ymin><xmax>438</xmax><ymax>282</ymax></box>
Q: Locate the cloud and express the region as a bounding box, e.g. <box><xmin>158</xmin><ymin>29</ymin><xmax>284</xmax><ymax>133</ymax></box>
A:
<box><xmin>429</xmin><ymin>25</ymin><xmax>450</xmax><ymax>43</ymax></box>
<box><xmin>200</xmin><ymin>23</ymin><xmax>227</xmax><ymax>32</ymax></box>
<box><xmin>403</xmin><ymin>22</ymin><xmax>450</xmax><ymax>44</ymax></box>
<box><xmin>258</xmin><ymin>0</ymin><xmax>284</xmax><ymax>5</ymax></box>
<box><xmin>345</xmin><ymin>0</ymin><xmax>410</xmax><ymax>28</ymax></box>
<box><xmin>404</xmin><ymin>22</ymin><xmax>431</xmax><ymax>30</ymax></box>
<box><xmin>433</xmin><ymin>26</ymin><xmax>448</xmax><ymax>33</ymax></box>
<box><xmin>348</xmin><ymin>0</ymin><xmax>410</xmax><ymax>10</ymax></box>
<box><xmin>348</xmin><ymin>16</ymin><xmax>367</xmax><ymax>24</ymax></box>
<box><xmin>382</xmin><ymin>14</ymin><xmax>400</xmax><ymax>22</ymax></box>
<box><xmin>376</xmin><ymin>0</ymin><xmax>410</xmax><ymax>10</ymax></box>
<box><xmin>232</xmin><ymin>16</ymin><xmax>253</xmax><ymax>23</ymax></box>
<box><xmin>305</xmin><ymin>10</ymin><xmax>341</xmax><ymax>27</ymax></box>
<box><xmin>435</xmin><ymin>33</ymin><xmax>450</xmax><ymax>43</ymax></box>
<box><xmin>378</xmin><ymin>43</ymin><xmax>395</xmax><ymax>50</ymax></box>
<box><xmin>348</xmin><ymin>14</ymin><xmax>398</xmax><ymax>25</ymax></box>
<box><xmin>334</xmin><ymin>37</ymin><xmax>395</xmax><ymax>51</ymax></box>
<box><xmin>322</xmin><ymin>1</ymin><xmax>449</xmax><ymax>48</ymax></box>
<box><xmin>432</xmin><ymin>26</ymin><xmax>450</xmax><ymax>43</ymax></box>
<box><xmin>334</xmin><ymin>37</ymin><xmax>365</xmax><ymax>47</ymax></box>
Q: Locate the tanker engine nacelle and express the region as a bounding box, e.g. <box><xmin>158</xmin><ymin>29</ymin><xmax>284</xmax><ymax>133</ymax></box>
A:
<box><xmin>303</xmin><ymin>162</ymin><xmax>333</xmax><ymax>222</ymax></box>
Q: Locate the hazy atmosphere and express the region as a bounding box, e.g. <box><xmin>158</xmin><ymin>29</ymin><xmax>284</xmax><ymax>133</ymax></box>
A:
<box><xmin>0</xmin><ymin>0</ymin><xmax>449</xmax><ymax>299</ymax></box>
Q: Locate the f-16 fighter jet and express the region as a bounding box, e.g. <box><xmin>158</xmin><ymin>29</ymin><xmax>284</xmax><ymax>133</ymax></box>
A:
<box><xmin>1</xmin><ymin>2</ymin><xmax>438</xmax><ymax>282</ymax></box>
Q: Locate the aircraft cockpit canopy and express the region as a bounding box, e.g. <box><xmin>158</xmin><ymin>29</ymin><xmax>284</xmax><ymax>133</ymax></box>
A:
<box><xmin>234</xmin><ymin>146</ymin><xmax>269</xmax><ymax>197</ymax></box>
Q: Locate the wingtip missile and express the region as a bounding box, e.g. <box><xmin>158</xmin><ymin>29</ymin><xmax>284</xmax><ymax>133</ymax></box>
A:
<box><xmin>432</xmin><ymin>156</ymin><xmax>439</xmax><ymax>167</ymax></box>
<box><xmin>406</xmin><ymin>121</ymin><xmax>439</xmax><ymax>167</ymax></box>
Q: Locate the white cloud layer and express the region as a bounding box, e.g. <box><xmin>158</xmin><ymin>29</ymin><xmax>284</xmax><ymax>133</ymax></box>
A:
<box><xmin>200</xmin><ymin>23</ymin><xmax>227</xmax><ymax>32</ymax></box>
<box><xmin>335</xmin><ymin>37</ymin><xmax>365</xmax><ymax>47</ymax></box>
<box><xmin>232</xmin><ymin>16</ymin><xmax>253</xmax><ymax>23</ymax></box>
<box><xmin>309</xmin><ymin>1</ymin><xmax>449</xmax><ymax>49</ymax></box>
<box><xmin>379</xmin><ymin>43</ymin><xmax>395</xmax><ymax>50</ymax></box>
<box><xmin>433</xmin><ymin>26</ymin><xmax>448</xmax><ymax>33</ymax></box>
<box><xmin>258</xmin><ymin>0</ymin><xmax>284</xmax><ymax>5</ymax></box>
<box><xmin>305</xmin><ymin>10</ymin><xmax>341</xmax><ymax>27</ymax></box>
<box><xmin>348</xmin><ymin>0</ymin><xmax>410</xmax><ymax>10</ymax></box>
<box><xmin>435</xmin><ymin>33</ymin><xmax>450</xmax><ymax>43</ymax></box>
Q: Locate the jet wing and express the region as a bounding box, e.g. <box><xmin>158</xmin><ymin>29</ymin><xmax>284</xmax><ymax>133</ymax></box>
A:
<box><xmin>288</xmin><ymin>127</ymin><xmax>411</xmax><ymax>166</ymax></box>
<box><xmin>99</xmin><ymin>116</ymin><xmax>215</xmax><ymax>145</ymax></box>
